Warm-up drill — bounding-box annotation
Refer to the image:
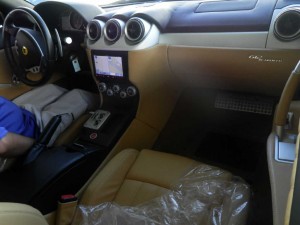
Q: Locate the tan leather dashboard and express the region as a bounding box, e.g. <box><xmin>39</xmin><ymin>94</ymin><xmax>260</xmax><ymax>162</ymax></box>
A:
<box><xmin>168</xmin><ymin>46</ymin><xmax>300</xmax><ymax>96</ymax></box>
<box><xmin>87</xmin><ymin>45</ymin><xmax>300</xmax><ymax>134</ymax></box>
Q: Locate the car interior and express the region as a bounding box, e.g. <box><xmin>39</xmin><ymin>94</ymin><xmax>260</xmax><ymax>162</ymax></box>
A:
<box><xmin>0</xmin><ymin>0</ymin><xmax>299</xmax><ymax>224</ymax></box>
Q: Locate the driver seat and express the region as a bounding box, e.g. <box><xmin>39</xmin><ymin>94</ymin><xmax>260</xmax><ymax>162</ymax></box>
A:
<box><xmin>12</xmin><ymin>84</ymin><xmax>100</xmax><ymax>146</ymax></box>
<box><xmin>0</xmin><ymin>84</ymin><xmax>100</xmax><ymax>172</ymax></box>
<box><xmin>0</xmin><ymin>148</ymin><xmax>250</xmax><ymax>225</ymax></box>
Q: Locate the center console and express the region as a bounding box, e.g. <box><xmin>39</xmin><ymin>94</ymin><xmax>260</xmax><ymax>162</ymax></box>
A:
<box><xmin>78</xmin><ymin>50</ymin><xmax>138</xmax><ymax>147</ymax></box>
<box><xmin>0</xmin><ymin>50</ymin><xmax>139</xmax><ymax>215</ymax></box>
<box><xmin>92</xmin><ymin>50</ymin><xmax>137</xmax><ymax>100</ymax></box>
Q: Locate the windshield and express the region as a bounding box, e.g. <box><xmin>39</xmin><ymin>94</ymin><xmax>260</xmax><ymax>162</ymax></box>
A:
<box><xmin>26</xmin><ymin>0</ymin><xmax>44</xmax><ymax>4</ymax></box>
<box><xmin>25</xmin><ymin>0</ymin><xmax>214</xmax><ymax>7</ymax></box>
<box><xmin>26</xmin><ymin>0</ymin><xmax>102</xmax><ymax>4</ymax></box>
<box><xmin>25</xmin><ymin>0</ymin><xmax>138</xmax><ymax>6</ymax></box>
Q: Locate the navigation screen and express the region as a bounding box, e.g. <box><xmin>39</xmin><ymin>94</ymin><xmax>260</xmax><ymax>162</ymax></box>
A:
<box><xmin>94</xmin><ymin>55</ymin><xmax>123</xmax><ymax>77</ymax></box>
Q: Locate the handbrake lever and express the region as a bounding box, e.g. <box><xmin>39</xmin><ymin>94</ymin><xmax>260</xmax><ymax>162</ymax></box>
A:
<box><xmin>23</xmin><ymin>115</ymin><xmax>62</xmax><ymax>165</ymax></box>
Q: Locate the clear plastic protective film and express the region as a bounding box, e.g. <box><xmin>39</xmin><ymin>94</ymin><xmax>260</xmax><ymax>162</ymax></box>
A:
<box><xmin>79</xmin><ymin>165</ymin><xmax>250</xmax><ymax>225</ymax></box>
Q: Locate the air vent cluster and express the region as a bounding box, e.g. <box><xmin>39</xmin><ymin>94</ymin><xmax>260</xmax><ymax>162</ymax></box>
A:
<box><xmin>274</xmin><ymin>8</ymin><xmax>300</xmax><ymax>41</ymax></box>
<box><xmin>86</xmin><ymin>17</ymin><xmax>151</xmax><ymax>44</ymax></box>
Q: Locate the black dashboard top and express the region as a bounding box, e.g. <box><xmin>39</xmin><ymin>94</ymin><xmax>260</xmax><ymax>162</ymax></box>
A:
<box><xmin>165</xmin><ymin>0</ymin><xmax>276</xmax><ymax>33</ymax></box>
<box><xmin>34</xmin><ymin>0</ymin><xmax>278</xmax><ymax>34</ymax></box>
<box><xmin>30</xmin><ymin>0</ymin><xmax>300</xmax><ymax>51</ymax></box>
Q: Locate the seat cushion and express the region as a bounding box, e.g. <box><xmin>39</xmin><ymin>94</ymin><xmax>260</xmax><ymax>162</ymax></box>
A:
<box><xmin>80</xmin><ymin>149</ymin><xmax>233</xmax><ymax>206</ymax></box>
<box><xmin>0</xmin><ymin>203</ymin><xmax>47</xmax><ymax>225</ymax></box>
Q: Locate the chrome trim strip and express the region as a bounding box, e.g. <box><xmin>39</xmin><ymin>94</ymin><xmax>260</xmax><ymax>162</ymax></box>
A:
<box><xmin>0</xmin><ymin>84</ymin><xmax>12</xmax><ymax>88</ymax></box>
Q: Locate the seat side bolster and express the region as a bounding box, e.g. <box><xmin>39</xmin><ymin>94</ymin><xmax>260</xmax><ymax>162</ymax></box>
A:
<box><xmin>79</xmin><ymin>148</ymin><xmax>140</xmax><ymax>205</ymax></box>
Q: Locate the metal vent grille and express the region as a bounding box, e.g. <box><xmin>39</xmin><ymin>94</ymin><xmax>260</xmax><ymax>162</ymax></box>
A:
<box><xmin>215</xmin><ymin>93</ymin><xmax>274</xmax><ymax>115</ymax></box>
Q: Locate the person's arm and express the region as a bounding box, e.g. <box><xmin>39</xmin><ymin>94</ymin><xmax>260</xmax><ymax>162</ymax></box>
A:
<box><xmin>0</xmin><ymin>132</ymin><xmax>34</xmax><ymax>157</ymax></box>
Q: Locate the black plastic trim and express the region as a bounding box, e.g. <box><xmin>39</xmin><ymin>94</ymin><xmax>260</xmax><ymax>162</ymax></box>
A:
<box><xmin>94</xmin><ymin>0</ymin><xmax>277</xmax><ymax>33</ymax></box>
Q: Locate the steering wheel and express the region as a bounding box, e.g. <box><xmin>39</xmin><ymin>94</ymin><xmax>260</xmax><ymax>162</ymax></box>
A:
<box><xmin>3</xmin><ymin>7</ymin><xmax>55</xmax><ymax>86</ymax></box>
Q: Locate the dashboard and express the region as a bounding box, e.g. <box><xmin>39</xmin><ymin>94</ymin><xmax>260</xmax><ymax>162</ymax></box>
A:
<box><xmin>33</xmin><ymin>0</ymin><xmax>300</xmax><ymax>50</ymax></box>
<box><xmin>80</xmin><ymin>0</ymin><xmax>300</xmax><ymax>50</ymax></box>
<box><xmin>31</xmin><ymin>0</ymin><xmax>300</xmax><ymax>97</ymax></box>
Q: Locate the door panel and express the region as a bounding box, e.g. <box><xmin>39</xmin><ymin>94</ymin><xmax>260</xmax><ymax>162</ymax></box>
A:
<box><xmin>285</xmin><ymin>133</ymin><xmax>300</xmax><ymax>225</ymax></box>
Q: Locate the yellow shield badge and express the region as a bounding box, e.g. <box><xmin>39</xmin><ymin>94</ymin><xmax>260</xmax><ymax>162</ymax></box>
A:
<box><xmin>22</xmin><ymin>46</ymin><xmax>28</xmax><ymax>56</ymax></box>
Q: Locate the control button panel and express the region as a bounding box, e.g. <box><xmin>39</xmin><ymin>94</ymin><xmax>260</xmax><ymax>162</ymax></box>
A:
<box><xmin>98</xmin><ymin>82</ymin><xmax>137</xmax><ymax>99</ymax></box>
<box><xmin>84</xmin><ymin>109</ymin><xmax>110</xmax><ymax>130</ymax></box>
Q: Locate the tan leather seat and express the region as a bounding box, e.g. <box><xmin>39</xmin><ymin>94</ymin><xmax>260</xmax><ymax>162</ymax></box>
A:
<box><xmin>80</xmin><ymin>148</ymin><xmax>205</xmax><ymax>206</ymax></box>
<box><xmin>0</xmin><ymin>203</ymin><xmax>47</xmax><ymax>225</ymax></box>
<box><xmin>0</xmin><ymin>149</ymin><xmax>250</xmax><ymax>225</ymax></box>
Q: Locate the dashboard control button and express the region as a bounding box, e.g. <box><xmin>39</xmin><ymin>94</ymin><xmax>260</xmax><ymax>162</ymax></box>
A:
<box><xmin>127</xmin><ymin>86</ymin><xmax>137</xmax><ymax>97</ymax></box>
<box><xmin>98</xmin><ymin>82</ymin><xmax>107</xmax><ymax>92</ymax></box>
<box><xmin>112</xmin><ymin>85</ymin><xmax>120</xmax><ymax>92</ymax></box>
<box><xmin>107</xmin><ymin>89</ymin><xmax>114</xmax><ymax>96</ymax></box>
<box><xmin>120</xmin><ymin>91</ymin><xmax>127</xmax><ymax>98</ymax></box>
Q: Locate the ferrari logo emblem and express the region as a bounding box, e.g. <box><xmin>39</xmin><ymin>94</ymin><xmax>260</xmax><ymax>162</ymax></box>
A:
<box><xmin>22</xmin><ymin>46</ymin><xmax>28</xmax><ymax>56</ymax></box>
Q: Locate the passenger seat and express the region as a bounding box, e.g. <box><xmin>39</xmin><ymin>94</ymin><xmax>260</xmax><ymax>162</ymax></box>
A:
<box><xmin>0</xmin><ymin>149</ymin><xmax>250</xmax><ymax>225</ymax></box>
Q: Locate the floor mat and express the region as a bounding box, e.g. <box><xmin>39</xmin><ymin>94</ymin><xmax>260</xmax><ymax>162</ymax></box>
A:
<box><xmin>153</xmin><ymin>88</ymin><xmax>275</xmax><ymax>225</ymax></box>
<box><xmin>195</xmin><ymin>132</ymin><xmax>264</xmax><ymax>173</ymax></box>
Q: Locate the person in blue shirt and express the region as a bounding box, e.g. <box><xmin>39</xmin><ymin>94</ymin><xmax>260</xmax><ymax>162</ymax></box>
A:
<box><xmin>0</xmin><ymin>96</ymin><xmax>38</xmax><ymax>157</ymax></box>
<box><xmin>0</xmin><ymin>84</ymin><xmax>99</xmax><ymax>157</ymax></box>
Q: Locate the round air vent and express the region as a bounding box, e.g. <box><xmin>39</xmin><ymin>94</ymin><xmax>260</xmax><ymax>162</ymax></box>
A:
<box><xmin>125</xmin><ymin>17</ymin><xmax>151</xmax><ymax>44</ymax></box>
<box><xmin>274</xmin><ymin>9</ymin><xmax>300</xmax><ymax>41</ymax></box>
<box><xmin>86</xmin><ymin>19</ymin><xmax>105</xmax><ymax>41</ymax></box>
<box><xmin>104</xmin><ymin>19</ymin><xmax>125</xmax><ymax>43</ymax></box>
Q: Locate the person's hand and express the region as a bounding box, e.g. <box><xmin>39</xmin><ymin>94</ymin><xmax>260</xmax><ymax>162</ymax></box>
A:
<box><xmin>0</xmin><ymin>132</ymin><xmax>34</xmax><ymax>157</ymax></box>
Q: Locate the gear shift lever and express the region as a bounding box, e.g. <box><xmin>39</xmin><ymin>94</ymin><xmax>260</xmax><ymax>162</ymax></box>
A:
<box><xmin>23</xmin><ymin>114</ymin><xmax>62</xmax><ymax>165</ymax></box>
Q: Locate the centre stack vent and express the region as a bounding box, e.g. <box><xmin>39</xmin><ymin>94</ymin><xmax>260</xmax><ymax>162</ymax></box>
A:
<box><xmin>274</xmin><ymin>8</ymin><xmax>300</xmax><ymax>41</ymax></box>
<box><xmin>125</xmin><ymin>17</ymin><xmax>151</xmax><ymax>44</ymax></box>
<box><xmin>104</xmin><ymin>18</ymin><xmax>125</xmax><ymax>43</ymax></box>
<box><xmin>87</xmin><ymin>19</ymin><xmax>105</xmax><ymax>41</ymax></box>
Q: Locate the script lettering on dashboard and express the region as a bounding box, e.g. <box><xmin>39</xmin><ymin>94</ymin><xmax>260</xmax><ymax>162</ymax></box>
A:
<box><xmin>248</xmin><ymin>55</ymin><xmax>283</xmax><ymax>63</ymax></box>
